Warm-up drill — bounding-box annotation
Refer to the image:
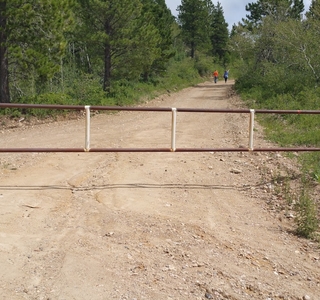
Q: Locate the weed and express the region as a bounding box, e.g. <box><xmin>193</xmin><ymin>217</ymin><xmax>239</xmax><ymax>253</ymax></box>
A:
<box><xmin>295</xmin><ymin>188</ymin><xmax>319</xmax><ymax>239</ymax></box>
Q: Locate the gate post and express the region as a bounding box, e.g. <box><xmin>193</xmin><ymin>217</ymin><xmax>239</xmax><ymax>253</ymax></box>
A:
<box><xmin>171</xmin><ymin>108</ymin><xmax>177</xmax><ymax>152</ymax></box>
<box><xmin>85</xmin><ymin>106</ymin><xmax>91</xmax><ymax>151</ymax></box>
<box><xmin>249</xmin><ymin>109</ymin><xmax>255</xmax><ymax>151</ymax></box>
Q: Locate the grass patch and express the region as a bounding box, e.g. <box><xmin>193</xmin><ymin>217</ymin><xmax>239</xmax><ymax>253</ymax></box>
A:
<box><xmin>295</xmin><ymin>188</ymin><xmax>319</xmax><ymax>239</ymax></box>
<box><xmin>238</xmin><ymin>85</ymin><xmax>320</xmax><ymax>240</ymax></box>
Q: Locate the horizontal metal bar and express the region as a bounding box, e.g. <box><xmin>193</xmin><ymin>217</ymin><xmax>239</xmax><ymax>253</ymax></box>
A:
<box><xmin>0</xmin><ymin>103</ymin><xmax>86</xmax><ymax>110</ymax></box>
<box><xmin>175</xmin><ymin>148</ymin><xmax>320</xmax><ymax>152</ymax></box>
<box><xmin>255</xmin><ymin>109</ymin><xmax>320</xmax><ymax>114</ymax></box>
<box><xmin>89</xmin><ymin>148</ymin><xmax>173</xmax><ymax>152</ymax></box>
<box><xmin>251</xmin><ymin>148</ymin><xmax>320</xmax><ymax>152</ymax></box>
<box><xmin>0</xmin><ymin>103</ymin><xmax>172</xmax><ymax>112</ymax></box>
<box><xmin>1</xmin><ymin>103</ymin><xmax>319</xmax><ymax>114</ymax></box>
<box><xmin>0</xmin><ymin>148</ymin><xmax>172</xmax><ymax>153</ymax></box>
<box><xmin>0</xmin><ymin>148</ymin><xmax>86</xmax><ymax>152</ymax></box>
<box><xmin>1</xmin><ymin>147</ymin><xmax>320</xmax><ymax>153</ymax></box>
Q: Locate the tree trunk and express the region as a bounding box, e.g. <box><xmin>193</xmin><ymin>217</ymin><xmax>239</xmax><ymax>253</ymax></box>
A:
<box><xmin>191</xmin><ymin>41</ymin><xmax>195</xmax><ymax>59</ymax></box>
<box><xmin>0</xmin><ymin>1</ymin><xmax>10</xmax><ymax>103</ymax></box>
<box><xmin>103</xmin><ymin>20</ymin><xmax>112</xmax><ymax>91</ymax></box>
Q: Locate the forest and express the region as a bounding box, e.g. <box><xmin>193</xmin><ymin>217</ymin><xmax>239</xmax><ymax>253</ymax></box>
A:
<box><xmin>1</xmin><ymin>0</ymin><xmax>320</xmax><ymax>238</ymax></box>
<box><xmin>0</xmin><ymin>0</ymin><xmax>229</xmax><ymax>105</ymax></box>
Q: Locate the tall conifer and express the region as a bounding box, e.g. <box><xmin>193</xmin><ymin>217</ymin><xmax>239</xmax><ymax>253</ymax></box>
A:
<box><xmin>0</xmin><ymin>0</ymin><xmax>74</xmax><ymax>102</ymax></box>
<box><xmin>210</xmin><ymin>2</ymin><xmax>229</xmax><ymax>60</ymax></box>
<box><xmin>177</xmin><ymin>0</ymin><xmax>211</xmax><ymax>58</ymax></box>
<box><xmin>76</xmin><ymin>0</ymin><xmax>164</xmax><ymax>90</ymax></box>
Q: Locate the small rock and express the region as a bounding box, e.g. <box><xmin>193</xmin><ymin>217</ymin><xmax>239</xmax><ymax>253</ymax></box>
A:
<box><xmin>286</xmin><ymin>213</ymin><xmax>294</xmax><ymax>219</ymax></box>
<box><xmin>230</xmin><ymin>168</ymin><xmax>242</xmax><ymax>174</ymax></box>
<box><xmin>303</xmin><ymin>295</ymin><xmax>311</xmax><ymax>300</ymax></box>
<box><xmin>205</xmin><ymin>292</ymin><xmax>213</xmax><ymax>299</ymax></box>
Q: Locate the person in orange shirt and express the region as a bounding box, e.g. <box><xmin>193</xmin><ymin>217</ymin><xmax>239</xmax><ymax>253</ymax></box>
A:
<box><xmin>213</xmin><ymin>70</ymin><xmax>218</xmax><ymax>83</ymax></box>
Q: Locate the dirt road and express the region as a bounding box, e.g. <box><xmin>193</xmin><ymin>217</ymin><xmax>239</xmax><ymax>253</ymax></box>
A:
<box><xmin>0</xmin><ymin>80</ymin><xmax>319</xmax><ymax>300</ymax></box>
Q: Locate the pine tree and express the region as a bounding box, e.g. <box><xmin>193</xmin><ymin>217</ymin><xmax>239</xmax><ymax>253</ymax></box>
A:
<box><xmin>290</xmin><ymin>0</ymin><xmax>304</xmax><ymax>19</ymax></box>
<box><xmin>245</xmin><ymin>0</ymin><xmax>304</xmax><ymax>28</ymax></box>
<box><xmin>0</xmin><ymin>0</ymin><xmax>74</xmax><ymax>102</ymax></box>
<box><xmin>306</xmin><ymin>0</ymin><xmax>320</xmax><ymax>20</ymax></box>
<box><xmin>210</xmin><ymin>2</ymin><xmax>229</xmax><ymax>60</ymax></box>
<box><xmin>177</xmin><ymin>0</ymin><xmax>211</xmax><ymax>58</ymax></box>
<box><xmin>141</xmin><ymin>0</ymin><xmax>175</xmax><ymax>77</ymax></box>
<box><xmin>0</xmin><ymin>1</ymin><xmax>9</xmax><ymax>103</ymax></box>
<box><xmin>76</xmin><ymin>0</ymin><xmax>164</xmax><ymax>90</ymax></box>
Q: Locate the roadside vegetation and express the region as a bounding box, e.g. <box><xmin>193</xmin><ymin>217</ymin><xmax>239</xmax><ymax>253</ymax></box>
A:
<box><xmin>0</xmin><ymin>0</ymin><xmax>228</xmax><ymax>111</ymax></box>
<box><xmin>230</xmin><ymin>0</ymin><xmax>320</xmax><ymax>239</ymax></box>
<box><xmin>0</xmin><ymin>0</ymin><xmax>319</xmax><ymax>238</ymax></box>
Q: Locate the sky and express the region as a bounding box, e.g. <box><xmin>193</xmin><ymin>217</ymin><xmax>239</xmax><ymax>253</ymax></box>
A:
<box><xmin>165</xmin><ymin>0</ymin><xmax>312</xmax><ymax>29</ymax></box>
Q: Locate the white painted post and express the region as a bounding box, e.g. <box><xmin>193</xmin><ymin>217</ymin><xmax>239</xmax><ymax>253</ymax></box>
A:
<box><xmin>249</xmin><ymin>109</ymin><xmax>255</xmax><ymax>151</ymax></box>
<box><xmin>85</xmin><ymin>106</ymin><xmax>91</xmax><ymax>151</ymax></box>
<box><xmin>171</xmin><ymin>108</ymin><xmax>177</xmax><ymax>152</ymax></box>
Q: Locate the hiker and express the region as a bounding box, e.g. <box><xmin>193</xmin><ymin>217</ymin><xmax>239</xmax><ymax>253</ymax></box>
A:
<box><xmin>223</xmin><ymin>70</ymin><xmax>229</xmax><ymax>83</ymax></box>
<box><xmin>213</xmin><ymin>70</ymin><xmax>218</xmax><ymax>83</ymax></box>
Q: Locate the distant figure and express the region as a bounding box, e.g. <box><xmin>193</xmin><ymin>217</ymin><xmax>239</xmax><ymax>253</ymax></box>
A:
<box><xmin>223</xmin><ymin>70</ymin><xmax>229</xmax><ymax>83</ymax></box>
<box><xmin>213</xmin><ymin>70</ymin><xmax>218</xmax><ymax>83</ymax></box>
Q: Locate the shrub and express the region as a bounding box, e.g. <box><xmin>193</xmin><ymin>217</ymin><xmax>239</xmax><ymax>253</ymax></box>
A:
<box><xmin>295</xmin><ymin>189</ymin><xmax>319</xmax><ymax>238</ymax></box>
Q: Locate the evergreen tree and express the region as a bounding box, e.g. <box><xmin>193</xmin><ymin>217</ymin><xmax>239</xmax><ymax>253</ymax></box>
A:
<box><xmin>76</xmin><ymin>0</ymin><xmax>163</xmax><ymax>90</ymax></box>
<box><xmin>245</xmin><ymin>0</ymin><xmax>304</xmax><ymax>28</ymax></box>
<box><xmin>0</xmin><ymin>0</ymin><xmax>74</xmax><ymax>103</ymax></box>
<box><xmin>210</xmin><ymin>2</ymin><xmax>229</xmax><ymax>60</ymax></box>
<box><xmin>0</xmin><ymin>1</ymin><xmax>9</xmax><ymax>103</ymax></box>
<box><xmin>306</xmin><ymin>0</ymin><xmax>320</xmax><ymax>20</ymax></box>
<box><xmin>290</xmin><ymin>0</ymin><xmax>304</xmax><ymax>19</ymax></box>
<box><xmin>177</xmin><ymin>0</ymin><xmax>211</xmax><ymax>58</ymax></box>
<box><xmin>0</xmin><ymin>0</ymin><xmax>72</xmax><ymax>102</ymax></box>
<box><xmin>140</xmin><ymin>0</ymin><xmax>175</xmax><ymax>80</ymax></box>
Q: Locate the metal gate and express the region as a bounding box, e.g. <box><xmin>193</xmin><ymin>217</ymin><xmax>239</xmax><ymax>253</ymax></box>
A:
<box><xmin>1</xmin><ymin>103</ymin><xmax>320</xmax><ymax>153</ymax></box>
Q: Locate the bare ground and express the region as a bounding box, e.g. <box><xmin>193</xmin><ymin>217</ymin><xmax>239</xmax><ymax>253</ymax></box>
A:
<box><xmin>0</xmin><ymin>80</ymin><xmax>319</xmax><ymax>300</ymax></box>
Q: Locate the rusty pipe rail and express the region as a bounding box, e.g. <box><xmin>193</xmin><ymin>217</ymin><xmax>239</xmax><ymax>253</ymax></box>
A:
<box><xmin>1</xmin><ymin>148</ymin><xmax>320</xmax><ymax>153</ymax></box>
<box><xmin>1</xmin><ymin>103</ymin><xmax>320</xmax><ymax>153</ymax></box>
<box><xmin>1</xmin><ymin>103</ymin><xmax>320</xmax><ymax>114</ymax></box>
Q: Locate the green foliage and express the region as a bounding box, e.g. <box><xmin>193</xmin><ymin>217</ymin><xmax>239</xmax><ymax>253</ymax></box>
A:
<box><xmin>306</xmin><ymin>0</ymin><xmax>320</xmax><ymax>20</ymax></box>
<box><xmin>64</xmin><ymin>74</ymin><xmax>113</xmax><ymax>106</ymax></box>
<box><xmin>2</xmin><ymin>0</ymin><xmax>229</xmax><ymax>106</ymax></box>
<box><xmin>233</xmin><ymin>1</ymin><xmax>320</xmax><ymax>153</ymax></box>
<box><xmin>245</xmin><ymin>0</ymin><xmax>304</xmax><ymax>29</ymax></box>
<box><xmin>75</xmin><ymin>0</ymin><xmax>175</xmax><ymax>90</ymax></box>
<box><xmin>177</xmin><ymin>0</ymin><xmax>229</xmax><ymax>63</ymax></box>
<box><xmin>4</xmin><ymin>0</ymin><xmax>75</xmax><ymax>96</ymax></box>
<box><xmin>194</xmin><ymin>54</ymin><xmax>214</xmax><ymax>76</ymax></box>
<box><xmin>300</xmin><ymin>153</ymin><xmax>320</xmax><ymax>183</ymax></box>
<box><xmin>141</xmin><ymin>0</ymin><xmax>176</xmax><ymax>77</ymax></box>
<box><xmin>164</xmin><ymin>57</ymin><xmax>202</xmax><ymax>86</ymax></box>
<box><xmin>232</xmin><ymin>3</ymin><xmax>320</xmax><ymax>232</ymax></box>
<box><xmin>270</xmin><ymin>170</ymin><xmax>319</xmax><ymax>239</ymax></box>
<box><xmin>210</xmin><ymin>2</ymin><xmax>229</xmax><ymax>60</ymax></box>
<box><xmin>177</xmin><ymin>0</ymin><xmax>212</xmax><ymax>58</ymax></box>
<box><xmin>295</xmin><ymin>188</ymin><xmax>319</xmax><ymax>238</ymax></box>
<box><xmin>229</xmin><ymin>25</ymin><xmax>256</xmax><ymax>70</ymax></box>
<box><xmin>3</xmin><ymin>93</ymin><xmax>75</xmax><ymax>118</ymax></box>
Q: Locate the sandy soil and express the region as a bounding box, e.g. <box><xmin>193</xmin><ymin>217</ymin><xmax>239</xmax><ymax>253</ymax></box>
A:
<box><xmin>0</xmin><ymin>80</ymin><xmax>319</xmax><ymax>300</ymax></box>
